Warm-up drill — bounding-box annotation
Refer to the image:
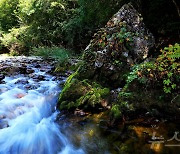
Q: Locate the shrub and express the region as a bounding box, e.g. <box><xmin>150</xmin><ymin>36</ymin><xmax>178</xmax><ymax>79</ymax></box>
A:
<box><xmin>0</xmin><ymin>26</ymin><xmax>30</xmax><ymax>54</ymax></box>
<box><xmin>121</xmin><ymin>43</ymin><xmax>180</xmax><ymax>96</ymax></box>
<box><xmin>139</xmin><ymin>43</ymin><xmax>180</xmax><ymax>94</ymax></box>
<box><xmin>110</xmin><ymin>44</ymin><xmax>180</xmax><ymax>119</ymax></box>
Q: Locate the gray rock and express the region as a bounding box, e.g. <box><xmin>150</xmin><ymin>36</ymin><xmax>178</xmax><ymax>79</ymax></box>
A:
<box><xmin>81</xmin><ymin>3</ymin><xmax>155</xmax><ymax>86</ymax></box>
<box><xmin>107</xmin><ymin>3</ymin><xmax>154</xmax><ymax>60</ymax></box>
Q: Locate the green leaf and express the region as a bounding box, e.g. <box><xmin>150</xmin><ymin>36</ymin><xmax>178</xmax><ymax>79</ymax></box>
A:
<box><xmin>171</xmin><ymin>84</ymin><xmax>176</xmax><ymax>89</ymax></box>
<box><xmin>163</xmin><ymin>79</ymin><xmax>171</xmax><ymax>85</ymax></box>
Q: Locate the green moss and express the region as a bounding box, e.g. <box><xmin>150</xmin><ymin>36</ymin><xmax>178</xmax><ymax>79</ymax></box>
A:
<box><xmin>65</xmin><ymin>71</ymin><xmax>78</xmax><ymax>85</ymax></box>
<box><xmin>77</xmin><ymin>83</ymin><xmax>110</xmax><ymax>108</ymax></box>
<box><xmin>111</xmin><ymin>104</ymin><xmax>122</xmax><ymax>119</ymax></box>
<box><xmin>59</xmin><ymin>79</ymin><xmax>88</xmax><ymax>103</ymax></box>
<box><xmin>58</xmin><ymin>78</ymin><xmax>110</xmax><ymax>111</ymax></box>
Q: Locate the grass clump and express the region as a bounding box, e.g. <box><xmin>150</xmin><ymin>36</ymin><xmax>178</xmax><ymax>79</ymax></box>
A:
<box><xmin>32</xmin><ymin>46</ymin><xmax>72</xmax><ymax>60</ymax></box>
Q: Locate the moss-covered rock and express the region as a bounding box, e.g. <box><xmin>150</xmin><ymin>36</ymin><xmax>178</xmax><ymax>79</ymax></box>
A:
<box><xmin>59</xmin><ymin>77</ymin><xmax>110</xmax><ymax>111</ymax></box>
<box><xmin>75</xmin><ymin>3</ymin><xmax>154</xmax><ymax>88</ymax></box>
<box><xmin>58</xmin><ymin>3</ymin><xmax>155</xmax><ymax>115</ymax></box>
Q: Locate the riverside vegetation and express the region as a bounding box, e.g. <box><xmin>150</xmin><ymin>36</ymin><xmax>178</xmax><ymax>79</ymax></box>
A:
<box><xmin>0</xmin><ymin>0</ymin><xmax>180</xmax><ymax>153</ymax></box>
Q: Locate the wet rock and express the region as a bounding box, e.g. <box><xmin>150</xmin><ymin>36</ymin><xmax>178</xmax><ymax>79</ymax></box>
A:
<box><xmin>26</xmin><ymin>68</ymin><xmax>35</xmax><ymax>74</ymax></box>
<box><xmin>20</xmin><ymin>66</ymin><xmax>27</xmax><ymax>74</ymax></box>
<box><xmin>31</xmin><ymin>74</ymin><xmax>45</xmax><ymax>81</ymax></box>
<box><xmin>0</xmin><ymin>74</ymin><xmax>5</xmax><ymax>82</ymax></box>
<box><xmin>8</xmin><ymin>67</ymin><xmax>20</xmax><ymax>75</ymax></box>
<box><xmin>0</xmin><ymin>66</ymin><xmax>9</xmax><ymax>73</ymax></box>
<box><xmin>34</xmin><ymin>64</ymin><xmax>41</xmax><ymax>68</ymax></box>
<box><xmin>15</xmin><ymin>79</ymin><xmax>29</xmax><ymax>85</ymax></box>
<box><xmin>37</xmin><ymin>75</ymin><xmax>45</xmax><ymax>81</ymax></box>
<box><xmin>0</xmin><ymin>120</ymin><xmax>9</xmax><ymax>129</ymax></box>
<box><xmin>24</xmin><ymin>84</ymin><xmax>39</xmax><ymax>90</ymax></box>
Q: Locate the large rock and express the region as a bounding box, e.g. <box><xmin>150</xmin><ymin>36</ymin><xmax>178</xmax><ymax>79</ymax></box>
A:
<box><xmin>79</xmin><ymin>3</ymin><xmax>154</xmax><ymax>87</ymax></box>
<box><xmin>58</xmin><ymin>3</ymin><xmax>155</xmax><ymax>111</ymax></box>
<box><xmin>106</xmin><ymin>3</ymin><xmax>154</xmax><ymax>60</ymax></box>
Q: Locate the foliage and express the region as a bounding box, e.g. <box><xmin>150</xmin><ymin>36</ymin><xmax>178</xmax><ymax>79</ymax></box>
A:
<box><xmin>16</xmin><ymin>0</ymin><xmax>76</xmax><ymax>46</ymax></box>
<box><xmin>91</xmin><ymin>23</ymin><xmax>134</xmax><ymax>51</ymax></box>
<box><xmin>0</xmin><ymin>26</ymin><xmax>30</xmax><ymax>54</ymax></box>
<box><xmin>109</xmin><ymin>44</ymin><xmax>180</xmax><ymax>119</ymax></box>
<box><xmin>0</xmin><ymin>0</ymin><xmax>179</xmax><ymax>54</ymax></box>
<box><xmin>155</xmin><ymin>43</ymin><xmax>180</xmax><ymax>93</ymax></box>
<box><xmin>111</xmin><ymin>104</ymin><xmax>122</xmax><ymax>119</ymax></box>
<box><xmin>111</xmin><ymin>100</ymin><xmax>134</xmax><ymax>119</ymax></box>
<box><xmin>0</xmin><ymin>0</ymin><xmax>77</xmax><ymax>53</ymax></box>
<box><xmin>126</xmin><ymin>43</ymin><xmax>180</xmax><ymax>94</ymax></box>
<box><xmin>0</xmin><ymin>0</ymin><xmax>19</xmax><ymax>32</ymax></box>
<box><xmin>0</xmin><ymin>0</ymin><xmax>128</xmax><ymax>53</ymax></box>
<box><xmin>62</xmin><ymin>0</ymin><xmax>128</xmax><ymax>49</ymax></box>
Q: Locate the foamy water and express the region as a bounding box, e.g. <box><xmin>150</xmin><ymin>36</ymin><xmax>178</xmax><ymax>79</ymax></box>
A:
<box><xmin>0</xmin><ymin>57</ymin><xmax>84</xmax><ymax>154</ymax></box>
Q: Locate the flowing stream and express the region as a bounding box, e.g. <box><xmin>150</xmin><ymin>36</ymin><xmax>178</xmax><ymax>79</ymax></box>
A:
<box><xmin>0</xmin><ymin>56</ymin><xmax>84</xmax><ymax>154</ymax></box>
<box><xmin>0</xmin><ymin>56</ymin><xmax>179</xmax><ymax>154</ymax></box>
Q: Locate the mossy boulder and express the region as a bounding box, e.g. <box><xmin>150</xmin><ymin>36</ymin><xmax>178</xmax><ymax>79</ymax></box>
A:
<box><xmin>58</xmin><ymin>3</ymin><xmax>155</xmax><ymax>115</ymax></box>
<box><xmin>59</xmin><ymin>77</ymin><xmax>110</xmax><ymax>111</ymax></box>
<box><xmin>77</xmin><ymin>3</ymin><xmax>154</xmax><ymax>88</ymax></box>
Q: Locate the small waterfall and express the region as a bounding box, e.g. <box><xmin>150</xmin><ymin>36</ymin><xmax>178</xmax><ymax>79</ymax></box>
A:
<box><xmin>0</xmin><ymin>57</ymin><xmax>84</xmax><ymax>154</ymax></box>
